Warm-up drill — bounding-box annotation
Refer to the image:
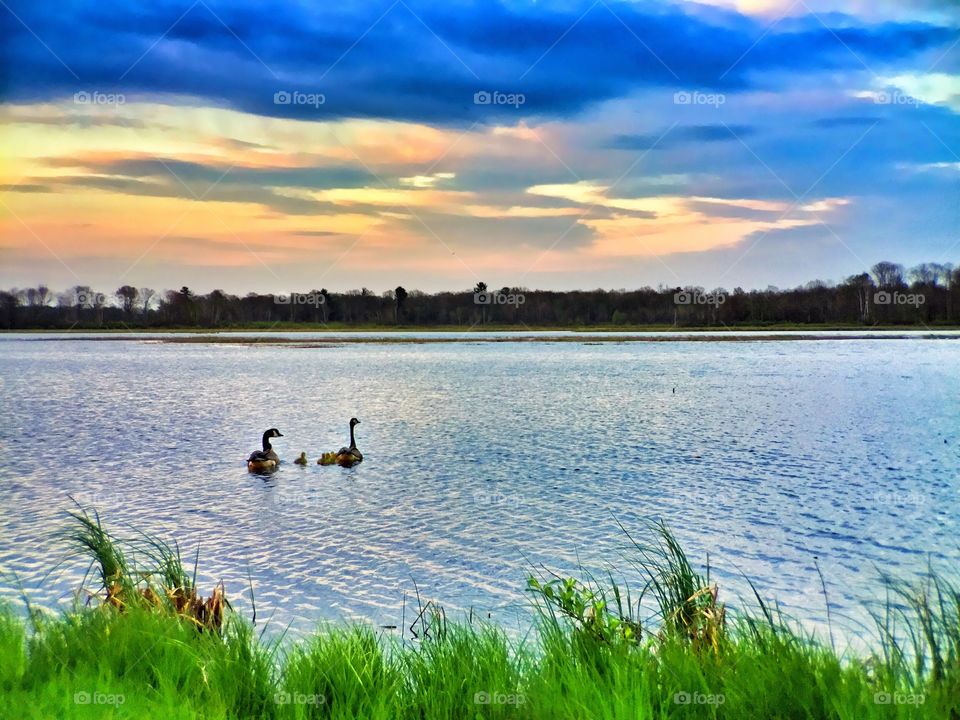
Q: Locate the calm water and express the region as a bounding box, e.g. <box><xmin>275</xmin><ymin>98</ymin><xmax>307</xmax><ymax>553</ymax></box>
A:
<box><xmin>1</xmin><ymin>334</ymin><xmax>957</xmax><ymax>644</ymax></box>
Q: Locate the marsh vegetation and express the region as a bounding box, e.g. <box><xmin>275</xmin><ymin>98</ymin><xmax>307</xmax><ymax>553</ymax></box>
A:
<box><xmin>2</xmin><ymin>511</ymin><xmax>957</xmax><ymax>719</ymax></box>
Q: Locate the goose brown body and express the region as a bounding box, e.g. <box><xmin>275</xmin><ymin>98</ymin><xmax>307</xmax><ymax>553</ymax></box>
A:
<box><xmin>247</xmin><ymin>429</ymin><xmax>283</xmax><ymax>472</ymax></box>
<box><xmin>318</xmin><ymin>418</ymin><xmax>363</xmax><ymax>467</ymax></box>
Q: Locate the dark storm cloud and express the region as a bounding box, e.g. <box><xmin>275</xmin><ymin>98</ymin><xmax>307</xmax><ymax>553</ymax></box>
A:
<box><xmin>1</xmin><ymin>0</ymin><xmax>954</xmax><ymax>124</ymax></box>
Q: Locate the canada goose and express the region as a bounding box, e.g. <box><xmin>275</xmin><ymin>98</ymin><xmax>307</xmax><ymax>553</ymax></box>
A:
<box><xmin>294</xmin><ymin>452</ymin><xmax>308</xmax><ymax>465</ymax></box>
<box><xmin>247</xmin><ymin>428</ymin><xmax>283</xmax><ymax>472</ymax></box>
<box><xmin>337</xmin><ymin>418</ymin><xmax>363</xmax><ymax>466</ymax></box>
<box><xmin>318</xmin><ymin>418</ymin><xmax>362</xmax><ymax>467</ymax></box>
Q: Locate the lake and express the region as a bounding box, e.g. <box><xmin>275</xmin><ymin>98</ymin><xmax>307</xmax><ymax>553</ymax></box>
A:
<box><xmin>1</xmin><ymin>332</ymin><xmax>957</xmax><ymax>645</ymax></box>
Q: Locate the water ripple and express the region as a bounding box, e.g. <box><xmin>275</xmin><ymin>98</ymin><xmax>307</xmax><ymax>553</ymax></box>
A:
<box><xmin>0</xmin><ymin>337</ymin><xmax>957</xmax><ymax>642</ymax></box>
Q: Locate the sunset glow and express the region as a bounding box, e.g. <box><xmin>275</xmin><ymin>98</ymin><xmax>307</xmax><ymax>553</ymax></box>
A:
<box><xmin>1</xmin><ymin>1</ymin><xmax>956</xmax><ymax>294</ymax></box>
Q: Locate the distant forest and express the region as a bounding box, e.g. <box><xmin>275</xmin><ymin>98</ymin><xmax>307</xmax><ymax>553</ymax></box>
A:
<box><xmin>3</xmin><ymin>261</ymin><xmax>959</xmax><ymax>329</ymax></box>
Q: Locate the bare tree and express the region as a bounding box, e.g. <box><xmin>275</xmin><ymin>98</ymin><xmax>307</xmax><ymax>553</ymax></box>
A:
<box><xmin>92</xmin><ymin>291</ymin><xmax>107</xmax><ymax>326</ymax></box>
<box><xmin>71</xmin><ymin>285</ymin><xmax>93</xmax><ymax>308</ymax></box>
<box><xmin>0</xmin><ymin>290</ymin><xmax>20</xmax><ymax>328</ymax></box>
<box><xmin>115</xmin><ymin>285</ymin><xmax>139</xmax><ymax>316</ymax></box>
<box><xmin>844</xmin><ymin>273</ymin><xmax>873</xmax><ymax>323</ymax></box>
<box><xmin>6</xmin><ymin>261</ymin><xmax>960</xmax><ymax>328</ymax></box>
<box><xmin>394</xmin><ymin>285</ymin><xmax>408</xmax><ymax>323</ymax></box>
<box><xmin>139</xmin><ymin>287</ymin><xmax>156</xmax><ymax>318</ymax></box>
<box><xmin>474</xmin><ymin>281</ymin><xmax>488</xmax><ymax>325</ymax></box>
<box><xmin>909</xmin><ymin>263</ymin><xmax>939</xmax><ymax>286</ymax></box>
<box><xmin>71</xmin><ymin>285</ymin><xmax>93</xmax><ymax>322</ymax></box>
<box><xmin>871</xmin><ymin>261</ymin><xmax>905</xmax><ymax>288</ymax></box>
<box><xmin>23</xmin><ymin>286</ymin><xmax>49</xmax><ymax>323</ymax></box>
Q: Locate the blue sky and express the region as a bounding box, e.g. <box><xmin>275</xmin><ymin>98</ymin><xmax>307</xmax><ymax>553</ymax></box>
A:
<box><xmin>1</xmin><ymin>0</ymin><xmax>957</xmax><ymax>293</ymax></box>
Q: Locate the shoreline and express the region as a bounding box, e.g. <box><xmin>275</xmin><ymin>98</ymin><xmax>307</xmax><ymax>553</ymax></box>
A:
<box><xmin>4</xmin><ymin>331</ymin><xmax>960</xmax><ymax>344</ymax></box>
<box><xmin>4</xmin><ymin>513</ymin><xmax>956</xmax><ymax>718</ymax></box>
<box><xmin>4</xmin><ymin>322</ymin><xmax>960</xmax><ymax>334</ymax></box>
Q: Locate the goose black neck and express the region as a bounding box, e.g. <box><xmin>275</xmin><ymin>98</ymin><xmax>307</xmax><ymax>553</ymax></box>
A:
<box><xmin>262</xmin><ymin>431</ymin><xmax>272</xmax><ymax>451</ymax></box>
<box><xmin>349</xmin><ymin>423</ymin><xmax>356</xmax><ymax>450</ymax></box>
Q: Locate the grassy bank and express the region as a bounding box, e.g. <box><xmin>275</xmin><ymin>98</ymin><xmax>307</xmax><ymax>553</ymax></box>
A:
<box><xmin>11</xmin><ymin>331</ymin><xmax>960</xmax><ymax>346</ymax></box>
<box><xmin>1</xmin><ymin>512</ymin><xmax>957</xmax><ymax>719</ymax></box>
<box><xmin>5</xmin><ymin>322</ymin><xmax>960</xmax><ymax>333</ymax></box>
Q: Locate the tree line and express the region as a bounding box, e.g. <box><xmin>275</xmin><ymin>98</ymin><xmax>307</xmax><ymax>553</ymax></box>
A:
<box><xmin>2</xmin><ymin>261</ymin><xmax>958</xmax><ymax>329</ymax></box>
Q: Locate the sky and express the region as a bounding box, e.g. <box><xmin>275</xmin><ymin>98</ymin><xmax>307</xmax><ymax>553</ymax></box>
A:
<box><xmin>0</xmin><ymin>0</ymin><xmax>958</xmax><ymax>295</ymax></box>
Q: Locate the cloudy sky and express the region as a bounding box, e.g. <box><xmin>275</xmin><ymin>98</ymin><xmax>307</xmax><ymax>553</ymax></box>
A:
<box><xmin>1</xmin><ymin>0</ymin><xmax>957</xmax><ymax>294</ymax></box>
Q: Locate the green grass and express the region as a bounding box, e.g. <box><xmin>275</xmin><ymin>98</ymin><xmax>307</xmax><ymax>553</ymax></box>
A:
<box><xmin>1</xmin><ymin>516</ymin><xmax>957</xmax><ymax>719</ymax></box>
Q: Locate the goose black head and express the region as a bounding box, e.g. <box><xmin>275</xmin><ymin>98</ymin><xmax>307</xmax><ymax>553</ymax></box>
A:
<box><xmin>349</xmin><ymin>418</ymin><xmax>360</xmax><ymax>427</ymax></box>
<box><xmin>266</xmin><ymin>428</ymin><xmax>284</xmax><ymax>438</ymax></box>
